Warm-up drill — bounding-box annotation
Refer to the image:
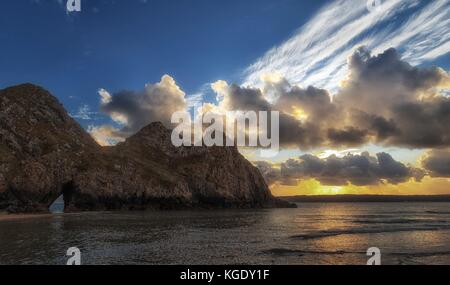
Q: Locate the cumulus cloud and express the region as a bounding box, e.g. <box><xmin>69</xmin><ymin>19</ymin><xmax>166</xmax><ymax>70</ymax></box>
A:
<box><xmin>209</xmin><ymin>80</ymin><xmax>328</xmax><ymax>149</ymax></box>
<box><xmin>256</xmin><ymin>152</ymin><xmax>425</xmax><ymax>187</ymax></box>
<box><xmin>253</xmin><ymin>161</ymin><xmax>283</xmax><ymax>186</ymax></box>
<box><xmin>338</xmin><ymin>47</ymin><xmax>449</xmax><ymax>113</ymax></box>
<box><xmin>90</xmin><ymin>47</ymin><xmax>449</xmax><ymax>160</ymax></box>
<box><xmin>211</xmin><ymin>47</ymin><xmax>450</xmax><ymax>150</ymax></box>
<box><xmin>87</xmin><ymin>125</ymin><xmax>126</xmax><ymax>146</ymax></box>
<box><xmin>99</xmin><ymin>75</ymin><xmax>187</xmax><ymax>135</ymax></box>
<box><xmin>212</xmin><ymin>81</ymin><xmax>271</xmax><ymax>112</ymax></box>
<box><xmin>338</xmin><ymin>47</ymin><xmax>450</xmax><ymax>148</ymax></box>
<box><xmin>422</xmin><ymin>149</ymin><xmax>450</xmax><ymax>177</ymax></box>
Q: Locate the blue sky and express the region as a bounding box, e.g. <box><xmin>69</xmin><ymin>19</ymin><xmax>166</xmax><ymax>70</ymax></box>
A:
<box><xmin>0</xmin><ymin>0</ymin><xmax>449</xmax><ymax>136</ymax></box>
<box><xmin>0</xmin><ymin>0</ymin><xmax>329</xmax><ymax>127</ymax></box>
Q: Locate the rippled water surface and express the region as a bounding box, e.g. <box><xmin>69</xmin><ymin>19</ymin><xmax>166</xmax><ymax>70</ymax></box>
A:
<box><xmin>1</xmin><ymin>203</ymin><xmax>450</xmax><ymax>265</ymax></box>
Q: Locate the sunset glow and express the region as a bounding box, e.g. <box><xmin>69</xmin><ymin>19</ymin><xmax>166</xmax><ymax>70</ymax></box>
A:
<box><xmin>271</xmin><ymin>177</ymin><xmax>450</xmax><ymax>197</ymax></box>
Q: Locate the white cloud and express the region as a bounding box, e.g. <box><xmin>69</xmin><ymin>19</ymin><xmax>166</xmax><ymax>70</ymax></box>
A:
<box><xmin>99</xmin><ymin>75</ymin><xmax>187</xmax><ymax>133</ymax></box>
<box><xmin>87</xmin><ymin>125</ymin><xmax>126</xmax><ymax>146</ymax></box>
<box><xmin>243</xmin><ymin>0</ymin><xmax>450</xmax><ymax>93</ymax></box>
<box><xmin>98</xmin><ymin>88</ymin><xmax>112</xmax><ymax>104</ymax></box>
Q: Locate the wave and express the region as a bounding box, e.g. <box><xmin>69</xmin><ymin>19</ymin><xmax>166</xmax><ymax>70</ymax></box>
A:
<box><xmin>425</xmin><ymin>211</ymin><xmax>450</xmax><ymax>215</ymax></box>
<box><xmin>261</xmin><ymin>248</ymin><xmax>450</xmax><ymax>260</ymax></box>
<box><xmin>352</xmin><ymin>219</ymin><xmax>450</xmax><ymax>225</ymax></box>
<box><xmin>261</xmin><ymin>248</ymin><xmax>363</xmax><ymax>256</ymax></box>
<box><xmin>394</xmin><ymin>251</ymin><xmax>450</xmax><ymax>258</ymax></box>
<box><xmin>290</xmin><ymin>225</ymin><xmax>450</xmax><ymax>240</ymax></box>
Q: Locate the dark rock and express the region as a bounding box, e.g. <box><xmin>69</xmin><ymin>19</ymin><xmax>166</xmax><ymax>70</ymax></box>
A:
<box><xmin>0</xmin><ymin>84</ymin><xmax>295</xmax><ymax>213</ymax></box>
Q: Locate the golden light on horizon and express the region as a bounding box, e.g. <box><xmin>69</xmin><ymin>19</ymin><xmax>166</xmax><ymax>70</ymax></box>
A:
<box><xmin>271</xmin><ymin>177</ymin><xmax>450</xmax><ymax>197</ymax></box>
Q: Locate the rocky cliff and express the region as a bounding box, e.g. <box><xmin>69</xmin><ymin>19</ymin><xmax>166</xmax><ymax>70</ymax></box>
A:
<box><xmin>0</xmin><ymin>84</ymin><xmax>294</xmax><ymax>213</ymax></box>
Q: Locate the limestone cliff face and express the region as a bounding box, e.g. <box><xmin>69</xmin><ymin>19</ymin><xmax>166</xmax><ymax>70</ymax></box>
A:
<box><xmin>0</xmin><ymin>84</ymin><xmax>99</xmax><ymax>212</ymax></box>
<box><xmin>0</xmin><ymin>84</ymin><xmax>294</xmax><ymax>213</ymax></box>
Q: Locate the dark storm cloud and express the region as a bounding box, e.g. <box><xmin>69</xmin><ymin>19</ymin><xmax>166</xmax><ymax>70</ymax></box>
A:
<box><xmin>256</xmin><ymin>152</ymin><xmax>424</xmax><ymax>187</ymax></box>
<box><xmin>253</xmin><ymin>161</ymin><xmax>281</xmax><ymax>186</ymax></box>
<box><xmin>346</xmin><ymin>47</ymin><xmax>446</xmax><ymax>93</ymax></box>
<box><xmin>422</xmin><ymin>149</ymin><xmax>450</xmax><ymax>177</ymax></box>
<box><xmin>387</xmin><ymin>98</ymin><xmax>450</xmax><ymax>148</ymax></box>
<box><xmin>223</xmin><ymin>84</ymin><xmax>271</xmax><ymax>112</ymax></box>
<box><xmin>351</xmin><ymin>111</ymin><xmax>400</xmax><ymax>142</ymax></box>
<box><xmin>99</xmin><ymin>75</ymin><xmax>187</xmax><ymax>135</ymax></box>
<box><xmin>216</xmin><ymin>82</ymin><xmax>327</xmax><ymax>149</ymax></box>
<box><xmin>327</xmin><ymin>127</ymin><xmax>369</xmax><ymax>147</ymax></box>
<box><xmin>274</xmin><ymin>85</ymin><xmax>338</xmax><ymax>122</ymax></box>
<box><xmin>278</xmin><ymin>115</ymin><xmax>324</xmax><ymax>149</ymax></box>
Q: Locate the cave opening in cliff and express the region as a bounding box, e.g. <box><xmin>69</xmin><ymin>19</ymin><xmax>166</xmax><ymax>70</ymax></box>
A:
<box><xmin>49</xmin><ymin>194</ymin><xmax>64</xmax><ymax>214</ymax></box>
<box><xmin>49</xmin><ymin>181</ymin><xmax>75</xmax><ymax>214</ymax></box>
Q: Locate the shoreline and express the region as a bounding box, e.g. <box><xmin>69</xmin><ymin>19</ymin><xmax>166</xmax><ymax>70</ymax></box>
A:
<box><xmin>0</xmin><ymin>212</ymin><xmax>59</xmax><ymax>222</ymax></box>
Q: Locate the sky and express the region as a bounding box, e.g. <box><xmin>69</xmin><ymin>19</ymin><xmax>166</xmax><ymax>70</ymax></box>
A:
<box><xmin>1</xmin><ymin>0</ymin><xmax>449</xmax><ymax>196</ymax></box>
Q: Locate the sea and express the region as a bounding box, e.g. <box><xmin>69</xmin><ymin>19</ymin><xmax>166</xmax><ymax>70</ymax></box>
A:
<box><xmin>1</xmin><ymin>202</ymin><xmax>450</xmax><ymax>265</ymax></box>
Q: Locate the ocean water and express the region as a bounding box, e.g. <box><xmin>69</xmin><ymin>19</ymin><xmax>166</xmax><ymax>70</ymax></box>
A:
<box><xmin>1</xmin><ymin>202</ymin><xmax>450</xmax><ymax>265</ymax></box>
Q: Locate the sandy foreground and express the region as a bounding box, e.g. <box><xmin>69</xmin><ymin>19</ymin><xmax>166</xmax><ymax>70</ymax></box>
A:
<box><xmin>0</xmin><ymin>212</ymin><xmax>55</xmax><ymax>222</ymax></box>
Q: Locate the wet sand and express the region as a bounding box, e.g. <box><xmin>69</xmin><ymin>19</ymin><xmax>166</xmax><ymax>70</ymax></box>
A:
<box><xmin>0</xmin><ymin>212</ymin><xmax>54</xmax><ymax>222</ymax></box>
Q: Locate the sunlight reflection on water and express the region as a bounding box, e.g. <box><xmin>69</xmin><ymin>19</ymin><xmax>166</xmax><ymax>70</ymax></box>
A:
<box><xmin>1</xmin><ymin>203</ymin><xmax>450</xmax><ymax>265</ymax></box>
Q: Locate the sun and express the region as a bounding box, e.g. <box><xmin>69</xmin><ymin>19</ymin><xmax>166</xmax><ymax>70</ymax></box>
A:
<box><xmin>315</xmin><ymin>185</ymin><xmax>344</xmax><ymax>195</ymax></box>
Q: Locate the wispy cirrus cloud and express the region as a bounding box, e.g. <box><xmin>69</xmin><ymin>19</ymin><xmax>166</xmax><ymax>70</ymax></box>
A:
<box><xmin>70</xmin><ymin>104</ymin><xmax>98</xmax><ymax>120</ymax></box>
<box><xmin>243</xmin><ymin>0</ymin><xmax>450</xmax><ymax>92</ymax></box>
